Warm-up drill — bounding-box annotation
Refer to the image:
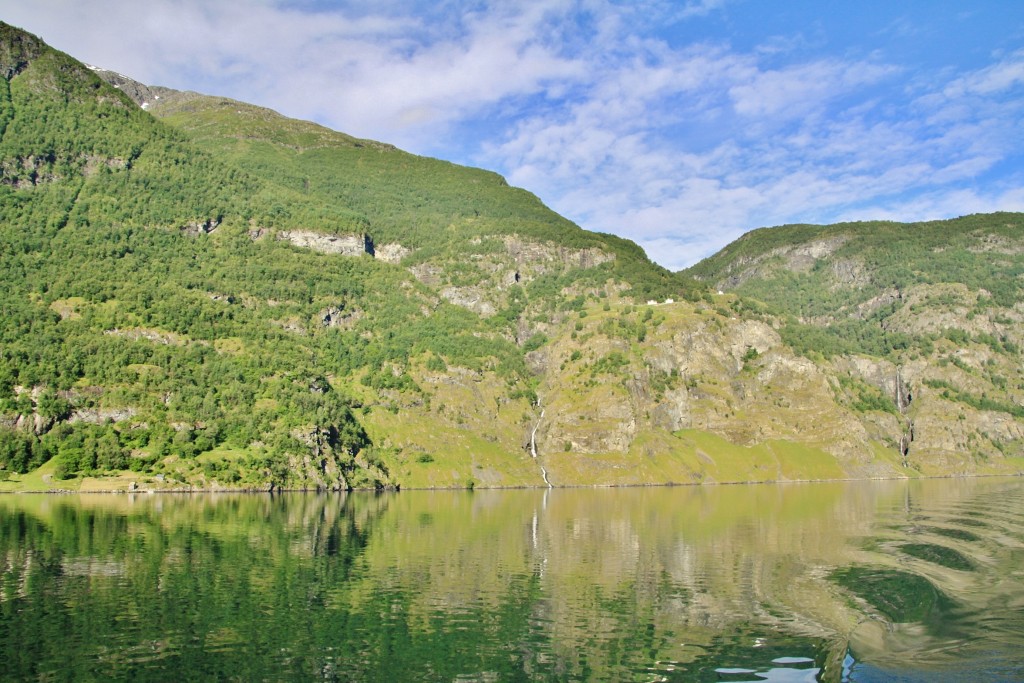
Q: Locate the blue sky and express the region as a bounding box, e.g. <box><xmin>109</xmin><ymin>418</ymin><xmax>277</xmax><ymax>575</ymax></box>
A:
<box><xmin>4</xmin><ymin>0</ymin><xmax>1024</xmax><ymax>269</ymax></box>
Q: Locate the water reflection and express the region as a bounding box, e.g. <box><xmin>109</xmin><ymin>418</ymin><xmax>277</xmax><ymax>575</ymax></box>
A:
<box><xmin>0</xmin><ymin>479</ymin><xmax>1022</xmax><ymax>681</ymax></box>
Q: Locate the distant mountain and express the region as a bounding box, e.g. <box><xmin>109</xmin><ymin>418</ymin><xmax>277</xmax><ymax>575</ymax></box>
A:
<box><xmin>1</xmin><ymin>22</ymin><xmax>1021</xmax><ymax>491</ymax></box>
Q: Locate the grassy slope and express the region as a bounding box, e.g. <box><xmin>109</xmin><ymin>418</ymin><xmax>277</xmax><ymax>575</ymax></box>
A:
<box><xmin>146</xmin><ymin>90</ymin><xmax>693</xmax><ymax>302</ymax></box>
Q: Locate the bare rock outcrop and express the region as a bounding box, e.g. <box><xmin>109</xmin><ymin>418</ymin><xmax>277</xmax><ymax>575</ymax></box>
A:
<box><xmin>180</xmin><ymin>218</ymin><xmax>220</xmax><ymax>236</ymax></box>
<box><xmin>439</xmin><ymin>286</ymin><xmax>496</xmax><ymax>317</ymax></box>
<box><xmin>712</xmin><ymin>235</ymin><xmax>850</xmax><ymax>290</ymax></box>
<box><xmin>0</xmin><ymin>24</ymin><xmax>45</xmax><ymax>79</ymax></box>
<box><xmin>319</xmin><ymin>305</ymin><xmax>362</xmax><ymax>329</ymax></box>
<box><xmin>69</xmin><ymin>408</ymin><xmax>136</xmax><ymax>424</ymax></box>
<box><xmin>278</xmin><ymin>230</ymin><xmax>371</xmax><ymax>256</ymax></box>
<box><xmin>374</xmin><ymin>243</ymin><xmax>412</xmax><ymax>264</ymax></box>
<box><xmin>502</xmin><ymin>236</ymin><xmax>614</xmax><ymax>274</ymax></box>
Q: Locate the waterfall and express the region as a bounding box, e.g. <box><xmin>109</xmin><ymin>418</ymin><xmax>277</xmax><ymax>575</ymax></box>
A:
<box><xmin>530</xmin><ymin>408</ymin><xmax>544</xmax><ymax>458</ymax></box>
<box><xmin>530</xmin><ymin>406</ymin><xmax>552</xmax><ymax>488</ymax></box>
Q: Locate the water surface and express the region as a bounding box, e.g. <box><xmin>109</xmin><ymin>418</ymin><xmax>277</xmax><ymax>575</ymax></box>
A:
<box><xmin>1</xmin><ymin>478</ymin><xmax>1023</xmax><ymax>681</ymax></box>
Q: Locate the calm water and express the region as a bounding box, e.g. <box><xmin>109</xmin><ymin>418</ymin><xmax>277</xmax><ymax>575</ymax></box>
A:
<box><xmin>1</xmin><ymin>478</ymin><xmax>1023</xmax><ymax>682</ymax></box>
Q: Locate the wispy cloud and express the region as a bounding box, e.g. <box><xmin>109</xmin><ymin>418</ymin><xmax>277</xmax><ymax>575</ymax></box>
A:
<box><xmin>943</xmin><ymin>50</ymin><xmax>1024</xmax><ymax>97</ymax></box>
<box><xmin>4</xmin><ymin>0</ymin><xmax>586</xmax><ymax>148</ymax></box>
<box><xmin>480</xmin><ymin>17</ymin><xmax>1024</xmax><ymax>268</ymax></box>
<box><xmin>679</xmin><ymin>0</ymin><xmax>729</xmax><ymax>19</ymax></box>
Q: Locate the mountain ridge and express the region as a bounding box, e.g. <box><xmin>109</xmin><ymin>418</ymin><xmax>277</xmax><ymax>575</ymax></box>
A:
<box><xmin>1</xmin><ymin>22</ymin><xmax>1021</xmax><ymax>491</ymax></box>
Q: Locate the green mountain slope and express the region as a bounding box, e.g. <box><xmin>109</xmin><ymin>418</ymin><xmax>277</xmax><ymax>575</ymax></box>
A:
<box><xmin>114</xmin><ymin>77</ymin><xmax>690</xmax><ymax>302</ymax></box>
<box><xmin>0</xmin><ymin>23</ymin><xmax>690</xmax><ymax>491</ymax></box>
<box><xmin>682</xmin><ymin>215</ymin><xmax>1024</xmax><ymax>359</ymax></box>
<box><xmin>679</xmin><ymin>215</ymin><xmax>1024</xmax><ymax>474</ymax></box>
<box><xmin>1</xmin><ymin>23</ymin><xmax>1021</xmax><ymax>491</ymax></box>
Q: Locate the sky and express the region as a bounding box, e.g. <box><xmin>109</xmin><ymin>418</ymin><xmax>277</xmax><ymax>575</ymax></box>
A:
<box><xmin>3</xmin><ymin>1</ymin><xmax>1024</xmax><ymax>270</ymax></box>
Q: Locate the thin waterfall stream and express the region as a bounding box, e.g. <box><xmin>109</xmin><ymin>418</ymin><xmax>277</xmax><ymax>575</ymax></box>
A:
<box><xmin>530</xmin><ymin>406</ymin><xmax>552</xmax><ymax>488</ymax></box>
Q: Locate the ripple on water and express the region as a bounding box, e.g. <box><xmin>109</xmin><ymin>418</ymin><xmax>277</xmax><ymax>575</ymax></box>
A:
<box><xmin>897</xmin><ymin>543</ymin><xmax>975</xmax><ymax>571</ymax></box>
<box><xmin>830</xmin><ymin>566</ymin><xmax>953</xmax><ymax>624</ymax></box>
<box><xmin>632</xmin><ymin>632</ymin><xmax>830</xmax><ymax>683</ymax></box>
<box><xmin>917</xmin><ymin>525</ymin><xmax>980</xmax><ymax>542</ymax></box>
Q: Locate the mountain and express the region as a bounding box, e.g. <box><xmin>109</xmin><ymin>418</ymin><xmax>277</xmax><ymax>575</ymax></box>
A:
<box><xmin>0</xmin><ymin>22</ymin><xmax>1021</xmax><ymax>491</ymax></box>
<box><xmin>682</xmin><ymin>216</ymin><xmax>1024</xmax><ymax>468</ymax></box>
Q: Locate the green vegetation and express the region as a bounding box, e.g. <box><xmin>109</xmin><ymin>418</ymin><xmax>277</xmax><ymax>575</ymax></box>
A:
<box><xmin>686</xmin><ymin>214</ymin><xmax>1024</xmax><ymax>360</ymax></box>
<box><xmin>149</xmin><ymin>88</ymin><xmax>698</xmax><ymax>304</ymax></box>
<box><xmin>1</xmin><ymin>22</ymin><xmax>1022</xmax><ymax>489</ymax></box>
<box><xmin>780</xmin><ymin>319</ymin><xmax>918</xmax><ymax>360</ymax></box>
<box><xmin>923</xmin><ymin>379</ymin><xmax>1024</xmax><ymax>418</ymax></box>
<box><xmin>0</xmin><ymin>23</ymin><xmax>697</xmax><ymax>489</ymax></box>
<box><xmin>687</xmin><ymin>216</ymin><xmax>1024</xmax><ymax>308</ymax></box>
<box><xmin>836</xmin><ymin>375</ymin><xmax>898</xmax><ymax>415</ymax></box>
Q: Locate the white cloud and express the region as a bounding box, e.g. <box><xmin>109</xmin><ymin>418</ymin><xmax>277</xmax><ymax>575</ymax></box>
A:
<box><xmin>679</xmin><ymin>0</ymin><xmax>728</xmax><ymax>19</ymax></box>
<box><xmin>481</xmin><ymin>41</ymin><xmax>914</xmax><ymax>266</ymax></box>
<box><xmin>3</xmin><ymin>0</ymin><xmax>587</xmax><ymax>148</ymax></box>
<box><xmin>479</xmin><ymin>16</ymin><xmax>1024</xmax><ymax>269</ymax></box>
<box><xmin>728</xmin><ymin>60</ymin><xmax>896</xmax><ymax>118</ymax></box>
<box><xmin>943</xmin><ymin>50</ymin><xmax>1024</xmax><ymax>97</ymax></box>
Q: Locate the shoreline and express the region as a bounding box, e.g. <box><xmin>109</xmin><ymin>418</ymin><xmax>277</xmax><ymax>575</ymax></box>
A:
<box><xmin>3</xmin><ymin>469</ymin><xmax>1020</xmax><ymax>494</ymax></box>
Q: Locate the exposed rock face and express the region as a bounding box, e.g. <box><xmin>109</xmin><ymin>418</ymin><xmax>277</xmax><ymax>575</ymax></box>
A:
<box><xmin>648</xmin><ymin>319</ymin><xmax>780</xmax><ymax>377</ymax></box>
<box><xmin>286</xmin><ymin>426</ymin><xmax>350</xmax><ymax>490</ymax></box>
<box><xmin>439</xmin><ymin>286</ymin><xmax>497</xmax><ymax>317</ymax></box>
<box><xmin>830</xmin><ymin>257</ymin><xmax>869</xmax><ymax>288</ymax></box>
<box><xmin>374</xmin><ymin>243</ymin><xmax>411</xmax><ymax>264</ymax></box>
<box><xmin>86</xmin><ymin>66</ymin><xmax>176</xmax><ymax>110</ymax></box>
<box><xmin>69</xmin><ymin>408</ymin><xmax>136</xmax><ymax>424</ymax></box>
<box><xmin>852</xmin><ymin>288</ymin><xmax>902</xmax><ymax>319</ymax></box>
<box><xmin>909</xmin><ymin>400</ymin><xmax>1024</xmax><ymax>463</ymax></box>
<box><xmin>0</xmin><ymin>155</ymin><xmax>59</xmax><ymax>188</ymax></box>
<box><xmin>650</xmin><ymin>388</ymin><xmax>692</xmax><ymax>432</ymax></box>
<box><xmin>275</xmin><ymin>230</ymin><xmax>413</xmax><ymax>264</ymax></box>
<box><xmin>407</xmin><ymin>236</ymin><xmax>614</xmax><ymax>317</ymax></box>
<box><xmin>712</xmin><ymin>235</ymin><xmax>850</xmax><ymax>289</ymax></box>
<box><xmin>14</xmin><ymin>412</ymin><xmax>51</xmax><ymax>435</ymax></box>
<box><xmin>882</xmin><ymin>283</ymin><xmax>1021</xmax><ymax>340</ymax></box>
<box><xmin>409</xmin><ymin>263</ymin><xmax>442</xmax><ymax>287</ymax></box>
<box><xmin>319</xmin><ymin>305</ymin><xmax>362</xmax><ymax>329</ymax></box>
<box><xmin>82</xmin><ymin>154</ymin><xmax>129</xmax><ymax>177</ymax></box>
<box><xmin>502</xmin><ymin>236</ymin><xmax>614</xmax><ymax>274</ymax></box>
<box><xmin>320</xmin><ymin>307</ymin><xmax>344</xmax><ymax>327</ymax></box>
<box><xmin>273</xmin><ymin>317</ymin><xmax>307</xmax><ymax>335</ymax></box>
<box><xmin>104</xmin><ymin>328</ymin><xmax>186</xmax><ymax>346</ymax></box>
<box><xmin>278</xmin><ymin>230</ymin><xmax>371</xmax><ymax>256</ymax></box>
<box><xmin>180</xmin><ymin>218</ymin><xmax>220</xmax><ymax>236</ymax></box>
<box><xmin>506</xmin><ymin>303</ymin><xmax>996</xmax><ymax>482</ymax></box>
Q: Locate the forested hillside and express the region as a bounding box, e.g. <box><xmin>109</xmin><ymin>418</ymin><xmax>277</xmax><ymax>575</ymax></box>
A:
<box><xmin>0</xmin><ymin>23</ymin><xmax>692</xmax><ymax>490</ymax></box>
<box><xmin>1</xmin><ymin>22</ymin><xmax>1021</xmax><ymax>491</ymax></box>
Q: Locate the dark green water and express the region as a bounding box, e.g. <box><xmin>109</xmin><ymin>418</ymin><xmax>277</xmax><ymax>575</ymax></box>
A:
<box><xmin>1</xmin><ymin>478</ymin><xmax>1023</xmax><ymax>682</ymax></box>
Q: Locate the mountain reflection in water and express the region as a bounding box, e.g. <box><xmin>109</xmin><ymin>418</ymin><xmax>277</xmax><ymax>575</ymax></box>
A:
<box><xmin>0</xmin><ymin>478</ymin><xmax>1022</xmax><ymax>681</ymax></box>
